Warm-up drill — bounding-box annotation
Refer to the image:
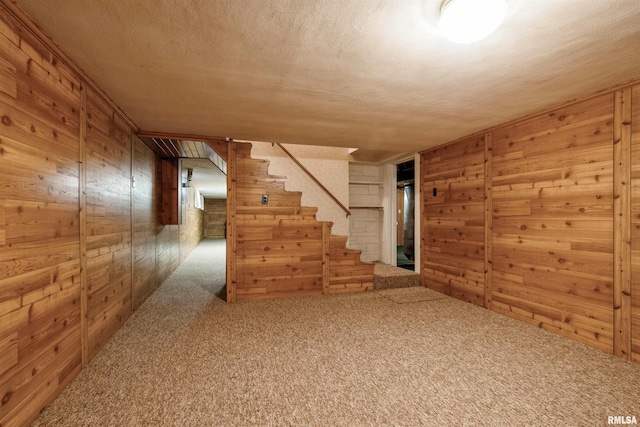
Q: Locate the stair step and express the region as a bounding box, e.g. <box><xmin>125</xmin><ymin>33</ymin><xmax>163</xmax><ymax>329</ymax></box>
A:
<box><xmin>373</xmin><ymin>263</ymin><xmax>421</xmax><ymax>290</ymax></box>
<box><xmin>233</xmin><ymin>141</ymin><xmax>374</xmax><ymax>300</ymax></box>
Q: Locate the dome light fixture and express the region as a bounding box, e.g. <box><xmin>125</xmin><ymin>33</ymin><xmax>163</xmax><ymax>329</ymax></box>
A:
<box><xmin>439</xmin><ymin>0</ymin><xmax>508</xmax><ymax>44</ymax></box>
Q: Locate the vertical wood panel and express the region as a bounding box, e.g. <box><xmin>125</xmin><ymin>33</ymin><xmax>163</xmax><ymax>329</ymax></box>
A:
<box><xmin>322</xmin><ymin>221</ymin><xmax>331</xmax><ymax>294</ymax></box>
<box><xmin>630</xmin><ymin>84</ymin><xmax>640</xmax><ymax>362</ymax></box>
<box><xmin>155</xmin><ymin>160</ymin><xmax>180</xmax><ymax>288</ymax></box>
<box><xmin>0</xmin><ymin>6</ymin><xmax>82</xmax><ymax>424</ymax></box>
<box><xmin>613</xmin><ymin>88</ymin><xmax>632</xmax><ymax>359</ymax></box>
<box><xmin>226</xmin><ymin>141</ymin><xmax>237</xmax><ymax>302</ymax></box>
<box><xmin>79</xmin><ymin>84</ymin><xmax>88</xmax><ymax>366</ymax></box>
<box><xmin>85</xmin><ymin>88</ymin><xmax>132</xmax><ymax>361</ymax></box>
<box><xmin>160</xmin><ymin>158</ymin><xmax>180</xmax><ymax>225</ymax></box>
<box><xmin>179</xmin><ymin>186</ymin><xmax>204</xmax><ymax>262</ymax></box>
<box><xmin>490</xmin><ymin>94</ymin><xmax>614</xmax><ymax>353</ymax></box>
<box><xmin>132</xmin><ymin>136</ymin><xmax>158</xmax><ymax>310</ymax></box>
<box><xmin>421</xmin><ymin>135</ymin><xmax>486</xmax><ymax>306</ymax></box>
<box><xmin>204</xmin><ymin>198</ymin><xmax>226</xmax><ymax>238</ymax></box>
<box><xmin>0</xmin><ymin>5</ymin><xmax>184</xmax><ymax>425</ymax></box>
<box><xmin>484</xmin><ymin>133</ymin><xmax>493</xmax><ymax>309</ymax></box>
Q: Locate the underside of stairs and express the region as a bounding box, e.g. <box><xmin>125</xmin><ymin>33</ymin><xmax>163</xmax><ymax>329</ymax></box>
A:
<box><xmin>230</xmin><ymin>142</ymin><xmax>374</xmax><ymax>301</ymax></box>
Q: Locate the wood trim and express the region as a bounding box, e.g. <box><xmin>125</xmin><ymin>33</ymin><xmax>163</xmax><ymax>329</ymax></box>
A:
<box><xmin>613</xmin><ymin>88</ymin><xmax>632</xmax><ymax>360</ymax></box>
<box><xmin>79</xmin><ymin>84</ymin><xmax>88</xmax><ymax>366</ymax></box>
<box><xmin>322</xmin><ymin>222</ymin><xmax>331</xmax><ymax>294</ymax></box>
<box><xmin>483</xmin><ymin>132</ymin><xmax>493</xmax><ymax>309</ymax></box>
<box><xmin>0</xmin><ymin>0</ymin><xmax>138</xmax><ymax>132</ymax></box>
<box><xmin>226</xmin><ymin>142</ymin><xmax>237</xmax><ymax>302</ymax></box>
<box><xmin>420</xmin><ymin>152</ymin><xmax>426</xmax><ymax>288</ymax></box>
<box><xmin>274</xmin><ymin>143</ymin><xmax>351</xmax><ymax>217</ymax></box>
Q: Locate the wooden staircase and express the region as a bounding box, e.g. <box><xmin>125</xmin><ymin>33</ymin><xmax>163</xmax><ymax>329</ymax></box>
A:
<box><xmin>230</xmin><ymin>142</ymin><xmax>374</xmax><ymax>301</ymax></box>
<box><xmin>328</xmin><ymin>236</ymin><xmax>376</xmax><ymax>294</ymax></box>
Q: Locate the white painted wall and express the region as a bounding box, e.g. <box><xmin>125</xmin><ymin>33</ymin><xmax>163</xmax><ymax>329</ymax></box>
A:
<box><xmin>250</xmin><ymin>142</ymin><xmax>350</xmax><ymax>237</ymax></box>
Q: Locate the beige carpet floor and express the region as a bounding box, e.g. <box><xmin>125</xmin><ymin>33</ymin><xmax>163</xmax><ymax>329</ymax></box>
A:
<box><xmin>375</xmin><ymin>286</ymin><xmax>447</xmax><ymax>304</ymax></box>
<box><xmin>32</xmin><ymin>239</ymin><xmax>640</xmax><ymax>426</ymax></box>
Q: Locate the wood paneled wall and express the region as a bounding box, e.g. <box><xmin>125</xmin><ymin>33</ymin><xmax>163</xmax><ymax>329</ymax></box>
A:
<box><xmin>491</xmin><ymin>94</ymin><xmax>614</xmax><ymax>353</ymax></box>
<box><xmin>204</xmin><ymin>198</ymin><xmax>226</xmax><ymax>238</ymax></box>
<box><xmin>228</xmin><ymin>142</ymin><xmax>373</xmax><ymax>301</ymax></box>
<box><xmin>132</xmin><ymin>137</ymin><xmax>157</xmax><ymax>310</ymax></box>
<box><xmin>421</xmin><ymin>135</ymin><xmax>486</xmax><ymax>306</ymax></box>
<box><xmin>421</xmin><ymin>85</ymin><xmax>640</xmax><ymax>361</ymax></box>
<box><xmin>631</xmin><ymin>85</ymin><xmax>640</xmax><ymax>363</ymax></box>
<box><xmin>85</xmin><ymin>88</ymin><xmax>133</xmax><ymax>361</ymax></box>
<box><xmin>0</xmin><ymin>7</ymin><xmax>82</xmax><ymax>424</ymax></box>
<box><xmin>233</xmin><ymin>142</ymin><xmax>323</xmax><ymax>300</ymax></box>
<box><xmin>179</xmin><ymin>187</ymin><xmax>204</xmax><ymax>263</ymax></box>
<box><xmin>0</xmin><ymin>7</ymin><xmax>189</xmax><ymax>425</ymax></box>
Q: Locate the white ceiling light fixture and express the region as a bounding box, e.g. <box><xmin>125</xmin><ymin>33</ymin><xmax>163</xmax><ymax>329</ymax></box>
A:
<box><xmin>439</xmin><ymin>0</ymin><xmax>508</xmax><ymax>44</ymax></box>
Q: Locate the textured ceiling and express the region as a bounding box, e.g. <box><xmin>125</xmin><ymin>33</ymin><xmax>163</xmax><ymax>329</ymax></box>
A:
<box><xmin>14</xmin><ymin>0</ymin><xmax>640</xmax><ymax>153</ymax></box>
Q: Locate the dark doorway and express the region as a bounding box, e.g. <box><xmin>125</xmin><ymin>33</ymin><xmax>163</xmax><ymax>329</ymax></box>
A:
<box><xmin>397</xmin><ymin>160</ymin><xmax>415</xmax><ymax>271</ymax></box>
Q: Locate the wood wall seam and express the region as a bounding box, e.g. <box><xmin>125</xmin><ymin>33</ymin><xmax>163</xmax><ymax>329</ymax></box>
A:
<box><xmin>79</xmin><ymin>83</ymin><xmax>88</xmax><ymax>367</ymax></box>
<box><xmin>226</xmin><ymin>141</ymin><xmax>237</xmax><ymax>303</ymax></box>
<box><xmin>322</xmin><ymin>221</ymin><xmax>331</xmax><ymax>294</ymax></box>
<box><xmin>613</xmin><ymin>88</ymin><xmax>633</xmax><ymax>359</ymax></box>
<box><xmin>130</xmin><ymin>132</ymin><xmax>135</xmax><ymax>317</ymax></box>
<box><xmin>422</xmin><ymin>91</ymin><xmax>620</xmax><ymax>357</ymax></box>
<box><xmin>484</xmin><ymin>132</ymin><xmax>493</xmax><ymax>309</ymax></box>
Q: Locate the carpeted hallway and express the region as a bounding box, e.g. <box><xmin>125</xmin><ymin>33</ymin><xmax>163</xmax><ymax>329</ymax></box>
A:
<box><xmin>33</xmin><ymin>239</ymin><xmax>640</xmax><ymax>426</ymax></box>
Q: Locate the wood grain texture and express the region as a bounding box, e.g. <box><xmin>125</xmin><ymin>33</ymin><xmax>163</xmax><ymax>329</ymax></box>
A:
<box><xmin>160</xmin><ymin>158</ymin><xmax>180</xmax><ymax>225</ymax></box>
<box><xmin>631</xmin><ymin>84</ymin><xmax>640</xmax><ymax>363</ymax></box>
<box><xmin>230</xmin><ymin>142</ymin><xmax>373</xmax><ymax>301</ymax></box>
<box><xmin>491</xmin><ymin>94</ymin><xmax>615</xmax><ymax>353</ymax></box>
<box><xmin>613</xmin><ymin>88</ymin><xmax>632</xmax><ymax>359</ymax></box>
<box><xmin>0</xmin><ymin>7</ymin><xmax>185</xmax><ymax>425</ymax></box>
<box><xmin>204</xmin><ymin>198</ymin><xmax>226</xmax><ymax>239</ymax></box>
<box><xmin>155</xmin><ymin>157</ymin><xmax>180</xmax><ymax>288</ymax></box>
<box><xmin>0</xmin><ymin>6</ymin><xmax>82</xmax><ymax>424</ymax></box>
<box><xmin>421</xmin><ymin>135</ymin><xmax>486</xmax><ymax>306</ymax></box>
<box><xmin>421</xmin><ymin>93</ymin><xmax>620</xmax><ymax>358</ymax></box>
<box><xmin>85</xmin><ymin>88</ymin><xmax>132</xmax><ymax>362</ymax></box>
<box><xmin>179</xmin><ymin>187</ymin><xmax>204</xmax><ymax>263</ymax></box>
<box><xmin>484</xmin><ymin>133</ymin><xmax>493</xmax><ymax>309</ymax></box>
<box><xmin>132</xmin><ymin>136</ymin><xmax>157</xmax><ymax>310</ymax></box>
<box><xmin>226</xmin><ymin>141</ymin><xmax>237</xmax><ymax>302</ymax></box>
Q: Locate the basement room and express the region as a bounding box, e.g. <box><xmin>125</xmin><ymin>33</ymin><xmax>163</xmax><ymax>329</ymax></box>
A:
<box><xmin>1</xmin><ymin>0</ymin><xmax>640</xmax><ymax>425</ymax></box>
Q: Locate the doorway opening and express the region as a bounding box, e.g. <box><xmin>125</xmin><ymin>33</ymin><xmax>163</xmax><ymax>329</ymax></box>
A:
<box><xmin>180</xmin><ymin>157</ymin><xmax>228</xmax><ymax>300</ymax></box>
<box><xmin>396</xmin><ymin>159</ymin><xmax>415</xmax><ymax>271</ymax></box>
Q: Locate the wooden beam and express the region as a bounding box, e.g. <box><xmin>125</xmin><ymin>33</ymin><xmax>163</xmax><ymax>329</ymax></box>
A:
<box><xmin>484</xmin><ymin>132</ymin><xmax>493</xmax><ymax>309</ymax></box>
<box><xmin>226</xmin><ymin>141</ymin><xmax>237</xmax><ymax>302</ymax></box>
<box><xmin>613</xmin><ymin>88</ymin><xmax>632</xmax><ymax>360</ymax></box>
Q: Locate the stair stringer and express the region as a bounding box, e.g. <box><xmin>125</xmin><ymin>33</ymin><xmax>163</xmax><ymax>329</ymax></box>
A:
<box><xmin>232</xmin><ymin>141</ymin><xmax>373</xmax><ymax>301</ymax></box>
